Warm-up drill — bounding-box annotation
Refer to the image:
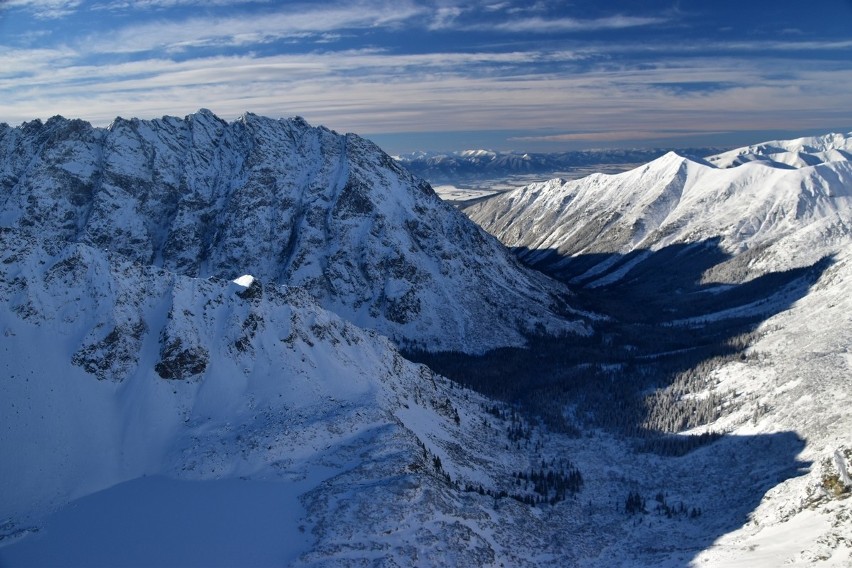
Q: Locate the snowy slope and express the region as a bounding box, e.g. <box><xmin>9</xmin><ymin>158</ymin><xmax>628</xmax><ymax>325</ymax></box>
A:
<box><xmin>464</xmin><ymin>133</ymin><xmax>852</xmax><ymax>565</ymax></box>
<box><xmin>0</xmin><ymin>111</ymin><xmax>585</xmax><ymax>353</ymax></box>
<box><xmin>708</xmin><ymin>131</ymin><xmax>852</xmax><ymax>169</ymax></box>
<box><xmin>466</xmin><ymin>143</ymin><xmax>852</xmax><ymax>283</ymax></box>
<box><xmin>689</xmin><ymin>244</ymin><xmax>852</xmax><ymax>567</ymax></box>
<box><xmin>1</xmin><ymin>229</ymin><xmax>754</xmax><ymax>567</ymax></box>
<box><xmin>2</xmin><ymin>123</ymin><xmax>851</xmax><ymax>565</ymax></box>
<box><xmin>0</xmin><ymin>229</ymin><xmax>563</xmax><ymax>566</ymax></box>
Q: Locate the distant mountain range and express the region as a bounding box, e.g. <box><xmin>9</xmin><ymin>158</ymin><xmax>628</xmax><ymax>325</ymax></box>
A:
<box><xmin>395</xmin><ymin>146</ymin><xmax>726</xmax><ymax>184</ymax></box>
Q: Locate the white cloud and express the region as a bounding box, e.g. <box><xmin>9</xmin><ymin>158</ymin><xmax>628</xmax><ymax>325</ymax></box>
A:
<box><xmin>725</xmin><ymin>39</ymin><xmax>852</xmax><ymax>51</ymax></box>
<box><xmin>0</xmin><ymin>0</ymin><xmax>82</xmax><ymax>18</ymax></box>
<box><xmin>0</xmin><ymin>47</ymin><xmax>78</xmax><ymax>77</ymax></box>
<box><xmin>484</xmin><ymin>2</ymin><xmax>511</xmax><ymax>11</ymax></box>
<box><xmin>78</xmin><ymin>1</ymin><xmax>426</xmax><ymax>55</ymax></box>
<box><xmin>506</xmin><ymin>1</ymin><xmax>549</xmax><ymax>15</ymax></box>
<box><xmin>466</xmin><ymin>14</ymin><xmax>669</xmax><ymax>33</ymax></box>
<box><xmin>598</xmin><ymin>38</ymin><xmax>852</xmax><ymax>54</ymax></box>
<box><xmin>2</xmin><ymin>43</ymin><xmax>851</xmax><ymax>142</ymax></box>
<box><xmin>428</xmin><ymin>6</ymin><xmax>464</xmax><ymax>30</ymax></box>
<box><xmin>94</xmin><ymin>0</ymin><xmax>269</xmax><ymax>9</ymax></box>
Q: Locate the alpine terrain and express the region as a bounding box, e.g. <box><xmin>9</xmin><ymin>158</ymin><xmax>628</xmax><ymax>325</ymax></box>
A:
<box><xmin>465</xmin><ymin>131</ymin><xmax>852</xmax><ymax>565</ymax></box>
<box><xmin>0</xmin><ymin>229</ymin><xmax>595</xmax><ymax>566</ymax></box>
<box><xmin>0</xmin><ymin>113</ymin><xmax>850</xmax><ymax>566</ymax></box>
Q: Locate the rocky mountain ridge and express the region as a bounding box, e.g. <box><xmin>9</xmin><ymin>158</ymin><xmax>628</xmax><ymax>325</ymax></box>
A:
<box><xmin>0</xmin><ymin>110</ymin><xmax>585</xmax><ymax>353</ymax></box>
<box><xmin>0</xmin><ymin>227</ymin><xmax>547</xmax><ymax>565</ymax></box>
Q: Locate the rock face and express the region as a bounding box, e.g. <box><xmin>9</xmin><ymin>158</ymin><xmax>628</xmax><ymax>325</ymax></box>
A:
<box><xmin>0</xmin><ymin>110</ymin><xmax>586</xmax><ymax>352</ymax></box>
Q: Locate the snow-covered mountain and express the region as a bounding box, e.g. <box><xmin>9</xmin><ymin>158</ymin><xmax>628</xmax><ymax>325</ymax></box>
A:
<box><xmin>8</xmin><ymin>230</ymin><xmax>847</xmax><ymax>568</ymax></box>
<box><xmin>0</xmin><ymin>228</ymin><xmax>569</xmax><ymax>565</ymax></box>
<box><xmin>464</xmin><ymin>133</ymin><xmax>852</xmax><ymax>565</ymax></box>
<box><xmin>708</xmin><ymin>131</ymin><xmax>852</xmax><ymax>169</ymax></box>
<box><xmin>3</xmin><ymin>117</ymin><xmax>851</xmax><ymax>566</ymax></box>
<box><xmin>0</xmin><ymin>111</ymin><xmax>585</xmax><ymax>353</ymax></box>
<box><xmin>466</xmin><ymin>137</ymin><xmax>852</xmax><ymax>283</ymax></box>
<box><xmin>2</xmin><ymin>227</ymin><xmax>799</xmax><ymax>567</ymax></box>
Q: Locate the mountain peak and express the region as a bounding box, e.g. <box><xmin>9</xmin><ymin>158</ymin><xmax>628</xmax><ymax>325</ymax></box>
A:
<box><xmin>644</xmin><ymin>150</ymin><xmax>689</xmax><ymax>170</ymax></box>
<box><xmin>187</xmin><ymin>107</ymin><xmax>226</xmax><ymax>125</ymax></box>
<box><xmin>459</xmin><ymin>149</ymin><xmax>498</xmax><ymax>158</ymax></box>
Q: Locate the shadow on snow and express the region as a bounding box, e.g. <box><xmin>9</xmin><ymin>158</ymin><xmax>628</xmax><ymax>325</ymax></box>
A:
<box><xmin>405</xmin><ymin>237</ymin><xmax>828</xmax><ymax>564</ymax></box>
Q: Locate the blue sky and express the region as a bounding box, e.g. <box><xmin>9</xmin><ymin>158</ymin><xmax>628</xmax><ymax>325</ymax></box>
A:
<box><xmin>1</xmin><ymin>0</ymin><xmax>852</xmax><ymax>152</ymax></box>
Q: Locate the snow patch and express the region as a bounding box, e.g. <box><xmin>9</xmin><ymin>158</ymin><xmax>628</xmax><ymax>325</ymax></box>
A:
<box><xmin>232</xmin><ymin>274</ymin><xmax>255</xmax><ymax>288</ymax></box>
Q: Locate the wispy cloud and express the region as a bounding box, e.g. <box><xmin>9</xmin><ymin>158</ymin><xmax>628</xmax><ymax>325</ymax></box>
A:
<box><xmin>0</xmin><ymin>0</ymin><xmax>82</xmax><ymax>19</ymax></box>
<box><xmin>93</xmin><ymin>0</ymin><xmax>268</xmax><ymax>9</ymax></box>
<box><xmin>79</xmin><ymin>2</ymin><xmax>425</xmax><ymax>54</ymax></box>
<box><xmin>0</xmin><ymin>48</ymin><xmax>585</xmax><ymax>93</ymax></box>
<box><xmin>428</xmin><ymin>5</ymin><xmax>464</xmax><ymax>30</ymax></box>
<box><xmin>0</xmin><ymin>47</ymin><xmax>78</xmax><ymax>78</ymax></box>
<box><xmin>484</xmin><ymin>2</ymin><xmax>512</xmax><ymax>12</ymax></box>
<box><xmin>596</xmin><ymin>39</ymin><xmax>852</xmax><ymax>54</ymax></box>
<box><xmin>2</xmin><ymin>41</ymin><xmax>850</xmax><ymax>140</ymax></box>
<box><xmin>1</xmin><ymin>1</ymin><xmax>850</xmax><ymax>150</ymax></box>
<box><xmin>465</xmin><ymin>14</ymin><xmax>669</xmax><ymax>33</ymax></box>
<box><xmin>720</xmin><ymin>39</ymin><xmax>852</xmax><ymax>51</ymax></box>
